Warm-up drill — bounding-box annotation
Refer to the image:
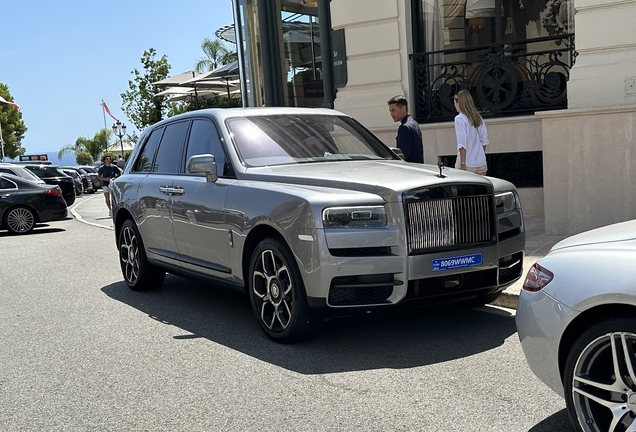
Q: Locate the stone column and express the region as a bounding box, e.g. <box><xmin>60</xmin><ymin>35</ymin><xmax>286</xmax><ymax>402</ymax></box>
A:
<box><xmin>540</xmin><ymin>0</ymin><xmax>636</xmax><ymax>235</ymax></box>
<box><xmin>567</xmin><ymin>0</ymin><xmax>636</xmax><ymax>108</ymax></box>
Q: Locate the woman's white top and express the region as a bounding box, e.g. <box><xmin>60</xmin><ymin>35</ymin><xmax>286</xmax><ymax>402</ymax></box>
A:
<box><xmin>454</xmin><ymin>112</ymin><xmax>489</xmax><ymax>167</ymax></box>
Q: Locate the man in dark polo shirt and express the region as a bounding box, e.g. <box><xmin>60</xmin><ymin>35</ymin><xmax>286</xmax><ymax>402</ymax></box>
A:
<box><xmin>97</xmin><ymin>155</ymin><xmax>121</xmax><ymax>217</ymax></box>
<box><xmin>387</xmin><ymin>95</ymin><xmax>424</xmax><ymax>163</ymax></box>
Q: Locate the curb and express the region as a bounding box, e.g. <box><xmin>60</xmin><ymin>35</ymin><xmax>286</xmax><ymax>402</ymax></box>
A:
<box><xmin>492</xmin><ymin>291</ymin><xmax>519</xmax><ymax>310</ymax></box>
<box><xmin>69</xmin><ymin>194</ymin><xmax>114</xmax><ymax>231</ymax></box>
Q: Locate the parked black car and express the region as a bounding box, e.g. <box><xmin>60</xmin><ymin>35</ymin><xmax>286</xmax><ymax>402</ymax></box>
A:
<box><xmin>0</xmin><ymin>173</ymin><xmax>68</xmax><ymax>234</ymax></box>
<box><xmin>21</xmin><ymin>164</ymin><xmax>76</xmax><ymax>206</ymax></box>
<box><xmin>74</xmin><ymin>166</ymin><xmax>102</xmax><ymax>190</ymax></box>
<box><xmin>61</xmin><ymin>167</ymin><xmax>95</xmax><ymax>195</ymax></box>
<box><xmin>61</xmin><ymin>168</ymin><xmax>84</xmax><ymax>195</ymax></box>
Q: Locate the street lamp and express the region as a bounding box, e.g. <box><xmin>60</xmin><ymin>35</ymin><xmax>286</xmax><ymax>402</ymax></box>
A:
<box><xmin>111</xmin><ymin>120</ymin><xmax>127</xmax><ymax>161</ymax></box>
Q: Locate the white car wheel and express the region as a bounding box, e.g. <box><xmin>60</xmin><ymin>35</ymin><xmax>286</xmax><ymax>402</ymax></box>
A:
<box><xmin>564</xmin><ymin>317</ymin><xmax>636</xmax><ymax>432</ymax></box>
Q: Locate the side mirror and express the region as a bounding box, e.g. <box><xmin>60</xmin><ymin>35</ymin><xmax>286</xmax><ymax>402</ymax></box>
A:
<box><xmin>187</xmin><ymin>154</ymin><xmax>218</xmax><ymax>183</ymax></box>
<box><xmin>391</xmin><ymin>147</ymin><xmax>405</xmax><ymax>160</ymax></box>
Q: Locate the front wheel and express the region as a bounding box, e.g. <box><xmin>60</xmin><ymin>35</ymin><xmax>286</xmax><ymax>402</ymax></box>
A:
<box><xmin>4</xmin><ymin>206</ymin><xmax>36</xmax><ymax>234</ymax></box>
<box><xmin>118</xmin><ymin>219</ymin><xmax>165</xmax><ymax>291</ymax></box>
<box><xmin>563</xmin><ymin>317</ymin><xmax>636</xmax><ymax>432</ymax></box>
<box><xmin>248</xmin><ymin>238</ymin><xmax>322</xmax><ymax>343</ymax></box>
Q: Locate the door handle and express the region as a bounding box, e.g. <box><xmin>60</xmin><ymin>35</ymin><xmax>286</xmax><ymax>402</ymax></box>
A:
<box><xmin>171</xmin><ymin>187</ymin><xmax>185</xmax><ymax>196</ymax></box>
<box><xmin>159</xmin><ymin>186</ymin><xmax>171</xmax><ymax>195</ymax></box>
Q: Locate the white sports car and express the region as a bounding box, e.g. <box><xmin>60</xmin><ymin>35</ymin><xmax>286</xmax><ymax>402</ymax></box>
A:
<box><xmin>516</xmin><ymin>219</ymin><xmax>636</xmax><ymax>432</ymax></box>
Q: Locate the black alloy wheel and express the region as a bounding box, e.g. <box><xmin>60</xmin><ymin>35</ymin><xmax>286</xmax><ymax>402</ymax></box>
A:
<box><xmin>4</xmin><ymin>206</ymin><xmax>36</xmax><ymax>234</ymax></box>
<box><xmin>248</xmin><ymin>237</ymin><xmax>322</xmax><ymax>343</ymax></box>
<box><xmin>118</xmin><ymin>219</ymin><xmax>166</xmax><ymax>291</ymax></box>
<box><xmin>564</xmin><ymin>317</ymin><xmax>636</xmax><ymax>432</ymax></box>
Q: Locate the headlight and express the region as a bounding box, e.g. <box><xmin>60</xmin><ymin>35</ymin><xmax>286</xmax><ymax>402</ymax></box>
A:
<box><xmin>322</xmin><ymin>206</ymin><xmax>387</xmax><ymax>228</ymax></box>
<box><xmin>495</xmin><ymin>192</ymin><xmax>517</xmax><ymax>214</ymax></box>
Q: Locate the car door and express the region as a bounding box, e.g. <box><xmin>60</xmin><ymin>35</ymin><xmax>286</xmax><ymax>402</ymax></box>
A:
<box><xmin>171</xmin><ymin>118</ymin><xmax>233</xmax><ymax>280</ymax></box>
<box><xmin>134</xmin><ymin>122</ymin><xmax>188</xmax><ymax>265</ymax></box>
<box><xmin>0</xmin><ymin>177</ymin><xmax>18</xmax><ymax>218</ymax></box>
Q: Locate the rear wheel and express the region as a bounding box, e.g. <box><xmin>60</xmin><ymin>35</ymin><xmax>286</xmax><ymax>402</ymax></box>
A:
<box><xmin>248</xmin><ymin>238</ymin><xmax>322</xmax><ymax>343</ymax></box>
<box><xmin>4</xmin><ymin>206</ymin><xmax>36</xmax><ymax>234</ymax></box>
<box><xmin>118</xmin><ymin>219</ymin><xmax>165</xmax><ymax>291</ymax></box>
<box><xmin>563</xmin><ymin>317</ymin><xmax>636</xmax><ymax>432</ymax></box>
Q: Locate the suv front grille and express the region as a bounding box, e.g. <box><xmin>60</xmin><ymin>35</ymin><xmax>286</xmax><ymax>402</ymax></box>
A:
<box><xmin>405</xmin><ymin>194</ymin><xmax>494</xmax><ymax>254</ymax></box>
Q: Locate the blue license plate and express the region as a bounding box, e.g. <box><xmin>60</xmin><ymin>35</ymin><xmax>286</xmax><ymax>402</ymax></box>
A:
<box><xmin>432</xmin><ymin>253</ymin><xmax>483</xmax><ymax>272</ymax></box>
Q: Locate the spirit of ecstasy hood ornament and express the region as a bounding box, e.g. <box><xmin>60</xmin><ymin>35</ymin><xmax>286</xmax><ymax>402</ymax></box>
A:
<box><xmin>437</xmin><ymin>161</ymin><xmax>446</xmax><ymax>178</ymax></box>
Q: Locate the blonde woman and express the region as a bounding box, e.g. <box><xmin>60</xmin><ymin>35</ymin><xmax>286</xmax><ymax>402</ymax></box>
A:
<box><xmin>453</xmin><ymin>90</ymin><xmax>489</xmax><ymax>175</ymax></box>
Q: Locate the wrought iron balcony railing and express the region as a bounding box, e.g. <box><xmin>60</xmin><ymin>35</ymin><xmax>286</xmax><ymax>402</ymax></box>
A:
<box><xmin>410</xmin><ymin>35</ymin><xmax>576</xmax><ymax>123</ymax></box>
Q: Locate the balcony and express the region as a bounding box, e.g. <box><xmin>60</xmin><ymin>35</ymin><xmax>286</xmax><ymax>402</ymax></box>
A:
<box><xmin>410</xmin><ymin>34</ymin><xmax>576</xmax><ymax>123</ymax></box>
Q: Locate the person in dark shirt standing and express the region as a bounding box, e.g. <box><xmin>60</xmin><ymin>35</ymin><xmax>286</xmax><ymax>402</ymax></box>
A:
<box><xmin>387</xmin><ymin>95</ymin><xmax>424</xmax><ymax>163</ymax></box>
<box><xmin>97</xmin><ymin>155</ymin><xmax>120</xmax><ymax>217</ymax></box>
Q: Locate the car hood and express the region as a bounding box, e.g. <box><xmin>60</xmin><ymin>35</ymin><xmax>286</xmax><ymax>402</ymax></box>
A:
<box><xmin>552</xmin><ymin>219</ymin><xmax>636</xmax><ymax>252</ymax></box>
<box><xmin>243</xmin><ymin>160</ymin><xmax>495</xmax><ymax>202</ymax></box>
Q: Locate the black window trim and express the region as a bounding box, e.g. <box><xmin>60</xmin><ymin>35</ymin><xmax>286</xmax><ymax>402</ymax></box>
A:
<box><xmin>181</xmin><ymin>116</ymin><xmax>235</xmax><ymax>179</ymax></box>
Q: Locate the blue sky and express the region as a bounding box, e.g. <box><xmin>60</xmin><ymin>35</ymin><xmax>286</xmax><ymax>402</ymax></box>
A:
<box><xmin>0</xmin><ymin>0</ymin><xmax>235</xmax><ymax>160</ymax></box>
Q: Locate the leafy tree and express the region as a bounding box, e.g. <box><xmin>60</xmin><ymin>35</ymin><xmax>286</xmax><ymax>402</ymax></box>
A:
<box><xmin>75</xmin><ymin>152</ymin><xmax>93</xmax><ymax>166</ymax></box>
<box><xmin>196</xmin><ymin>95</ymin><xmax>242</xmax><ymax>109</ymax></box>
<box><xmin>195</xmin><ymin>38</ymin><xmax>236</xmax><ymax>72</ymax></box>
<box><xmin>58</xmin><ymin>128</ymin><xmax>111</xmax><ymax>163</ymax></box>
<box><xmin>121</xmin><ymin>48</ymin><xmax>171</xmax><ymax>130</ymax></box>
<box><xmin>0</xmin><ymin>83</ymin><xmax>27</xmax><ymax>160</ymax></box>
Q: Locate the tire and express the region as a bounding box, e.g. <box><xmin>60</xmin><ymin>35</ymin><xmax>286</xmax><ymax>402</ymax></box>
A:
<box><xmin>248</xmin><ymin>237</ymin><xmax>322</xmax><ymax>343</ymax></box>
<box><xmin>455</xmin><ymin>291</ymin><xmax>502</xmax><ymax>308</ymax></box>
<box><xmin>471</xmin><ymin>291</ymin><xmax>502</xmax><ymax>306</ymax></box>
<box><xmin>118</xmin><ymin>219</ymin><xmax>166</xmax><ymax>291</ymax></box>
<box><xmin>563</xmin><ymin>317</ymin><xmax>636</xmax><ymax>432</ymax></box>
<box><xmin>3</xmin><ymin>206</ymin><xmax>36</xmax><ymax>234</ymax></box>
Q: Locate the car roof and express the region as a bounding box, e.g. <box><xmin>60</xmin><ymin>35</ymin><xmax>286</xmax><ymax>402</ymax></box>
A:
<box><xmin>21</xmin><ymin>163</ymin><xmax>60</xmax><ymax>167</ymax></box>
<box><xmin>146</xmin><ymin>107</ymin><xmax>348</xmax><ymax>131</ymax></box>
<box><xmin>0</xmin><ymin>172</ymin><xmax>43</xmax><ymax>186</ymax></box>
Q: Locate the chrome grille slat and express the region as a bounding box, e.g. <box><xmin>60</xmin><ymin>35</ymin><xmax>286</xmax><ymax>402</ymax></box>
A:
<box><xmin>406</xmin><ymin>195</ymin><xmax>492</xmax><ymax>253</ymax></box>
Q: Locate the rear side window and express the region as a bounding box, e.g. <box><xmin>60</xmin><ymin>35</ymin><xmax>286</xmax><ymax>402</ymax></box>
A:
<box><xmin>0</xmin><ymin>178</ymin><xmax>17</xmax><ymax>189</ymax></box>
<box><xmin>26</xmin><ymin>166</ymin><xmax>61</xmax><ymax>177</ymax></box>
<box><xmin>133</xmin><ymin>127</ymin><xmax>164</xmax><ymax>173</ymax></box>
<box><xmin>153</xmin><ymin>121</ymin><xmax>189</xmax><ymax>174</ymax></box>
<box><xmin>185</xmin><ymin>119</ymin><xmax>227</xmax><ymax>177</ymax></box>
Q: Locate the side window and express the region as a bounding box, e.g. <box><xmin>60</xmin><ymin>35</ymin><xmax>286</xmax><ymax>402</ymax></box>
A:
<box><xmin>153</xmin><ymin>121</ymin><xmax>189</xmax><ymax>174</ymax></box>
<box><xmin>0</xmin><ymin>168</ymin><xmax>13</xmax><ymax>175</ymax></box>
<box><xmin>185</xmin><ymin>119</ymin><xmax>227</xmax><ymax>177</ymax></box>
<box><xmin>133</xmin><ymin>127</ymin><xmax>163</xmax><ymax>173</ymax></box>
<box><xmin>0</xmin><ymin>178</ymin><xmax>17</xmax><ymax>189</ymax></box>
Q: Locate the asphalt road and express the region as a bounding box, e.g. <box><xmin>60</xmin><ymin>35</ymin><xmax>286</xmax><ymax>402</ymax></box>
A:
<box><xmin>0</xmin><ymin>212</ymin><xmax>575</xmax><ymax>432</ymax></box>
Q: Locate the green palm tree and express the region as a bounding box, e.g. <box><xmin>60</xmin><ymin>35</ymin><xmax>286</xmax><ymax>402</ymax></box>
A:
<box><xmin>195</xmin><ymin>38</ymin><xmax>235</xmax><ymax>72</ymax></box>
<box><xmin>58</xmin><ymin>128</ymin><xmax>112</xmax><ymax>163</ymax></box>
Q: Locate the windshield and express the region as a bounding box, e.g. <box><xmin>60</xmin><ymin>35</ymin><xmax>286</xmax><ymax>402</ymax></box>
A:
<box><xmin>226</xmin><ymin>115</ymin><xmax>398</xmax><ymax>167</ymax></box>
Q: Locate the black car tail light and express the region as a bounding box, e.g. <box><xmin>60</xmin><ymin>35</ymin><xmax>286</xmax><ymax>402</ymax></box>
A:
<box><xmin>522</xmin><ymin>263</ymin><xmax>554</xmax><ymax>292</ymax></box>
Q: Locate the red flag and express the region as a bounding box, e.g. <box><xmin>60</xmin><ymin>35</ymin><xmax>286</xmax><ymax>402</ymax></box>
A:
<box><xmin>101</xmin><ymin>101</ymin><xmax>119</xmax><ymax>122</ymax></box>
<box><xmin>0</xmin><ymin>95</ymin><xmax>20</xmax><ymax>110</ymax></box>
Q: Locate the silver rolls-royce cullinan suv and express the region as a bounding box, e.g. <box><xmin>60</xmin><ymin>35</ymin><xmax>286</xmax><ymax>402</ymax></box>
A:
<box><xmin>111</xmin><ymin>107</ymin><xmax>525</xmax><ymax>343</ymax></box>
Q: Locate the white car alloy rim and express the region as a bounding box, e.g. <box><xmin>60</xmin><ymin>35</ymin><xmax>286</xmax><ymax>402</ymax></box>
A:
<box><xmin>7</xmin><ymin>207</ymin><xmax>35</xmax><ymax>233</ymax></box>
<box><xmin>572</xmin><ymin>331</ymin><xmax>636</xmax><ymax>431</ymax></box>
<box><xmin>252</xmin><ymin>249</ymin><xmax>293</xmax><ymax>332</ymax></box>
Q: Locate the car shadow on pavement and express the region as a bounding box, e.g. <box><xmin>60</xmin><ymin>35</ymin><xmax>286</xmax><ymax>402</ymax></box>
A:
<box><xmin>0</xmin><ymin>225</ymin><xmax>66</xmax><ymax>237</ymax></box>
<box><xmin>102</xmin><ymin>274</ymin><xmax>518</xmax><ymax>375</ymax></box>
<box><xmin>528</xmin><ymin>409</ymin><xmax>575</xmax><ymax>431</ymax></box>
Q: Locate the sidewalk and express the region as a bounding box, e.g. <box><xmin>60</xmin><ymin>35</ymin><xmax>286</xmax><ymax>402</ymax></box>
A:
<box><xmin>494</xmin><ymin>216</ymin><xmax>566</xmax><ymax>309</ymax></box>
<box><xmin>70</xmin><ymin>192</ymin><xmax>564</xmax><ymax>309</ymax></box>
<box><xmin>69</xmin><ymin>191</ymin><xmax>114</xmax><ymax>231</ymax></box>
